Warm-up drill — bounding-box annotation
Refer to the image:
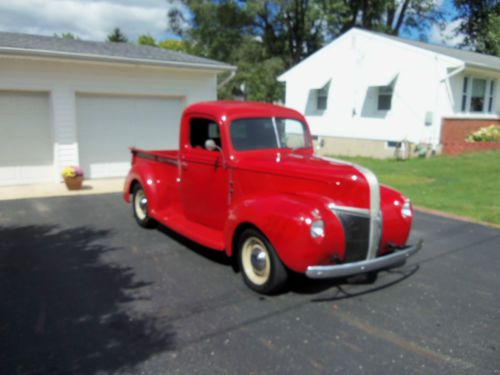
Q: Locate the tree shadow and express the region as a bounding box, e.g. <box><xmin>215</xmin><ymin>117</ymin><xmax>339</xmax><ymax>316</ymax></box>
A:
<box><xmin>0</xmin><ymin>225</ymin><xmax>175</xmax><ymax>374</ymax></box>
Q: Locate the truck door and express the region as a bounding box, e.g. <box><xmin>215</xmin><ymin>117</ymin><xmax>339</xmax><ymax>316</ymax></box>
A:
<box><xmin>180</xmin><ymin>116</ymin><xmax>229</xmax><ymax>231</ymax></box>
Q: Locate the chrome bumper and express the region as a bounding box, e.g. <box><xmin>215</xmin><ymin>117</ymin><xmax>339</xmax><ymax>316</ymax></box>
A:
<box><xmin>306</xmin><ymin>240</ymin><xmax>423</xmax><ymax>279</ymax></box>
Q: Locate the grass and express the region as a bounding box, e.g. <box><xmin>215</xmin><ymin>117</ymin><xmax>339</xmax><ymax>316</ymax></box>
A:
<box><xmin>334</xmin><ymin>150</ymin><xmax>500</xmax><ymax>225</ymax></box>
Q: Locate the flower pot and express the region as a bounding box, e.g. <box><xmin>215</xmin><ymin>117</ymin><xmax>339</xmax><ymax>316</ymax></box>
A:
<box><xmin>64</xmin><ymin>176</ymin><xmax>84</xmax><ymax>190</ymax></box>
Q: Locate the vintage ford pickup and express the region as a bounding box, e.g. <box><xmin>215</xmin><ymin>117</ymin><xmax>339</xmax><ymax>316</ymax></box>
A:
<box><xmin>124</xmin><ymin>101</ymin><xmax>421</xmax><ymax>294</ymax></box>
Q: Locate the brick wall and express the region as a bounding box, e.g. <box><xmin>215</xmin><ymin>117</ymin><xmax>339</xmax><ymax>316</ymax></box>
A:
<box><xmin>441</xmin><ymin>118</ymin><xmax>500</xmax><ymax>155</ymax></box>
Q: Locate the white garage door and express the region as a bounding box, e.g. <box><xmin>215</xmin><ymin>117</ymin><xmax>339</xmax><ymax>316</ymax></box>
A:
<box><xmin>77</xmin><ymin>94</ymin><xmax>182</xmax><ymax>179</ymax></box>
<box><xmin>0</xmin><ymin>91</ymin><xmax>53</xmax><ymax>186</ymax></box>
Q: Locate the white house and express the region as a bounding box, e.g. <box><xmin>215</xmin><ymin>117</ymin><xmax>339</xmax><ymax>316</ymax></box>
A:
<box><xmin>278</xmin><ymin>28</ymin><xmax>500</xmax><ymax>158</ymax></box>
<box><xmin>0</xmin><ymin>32</ymin><xmax>234</xmax><ymax>186</ymax></box>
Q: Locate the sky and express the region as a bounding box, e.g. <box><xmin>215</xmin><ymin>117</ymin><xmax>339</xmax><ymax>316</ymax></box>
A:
<box><xmin>0</xmin><ymin>0</ymin><xmax>180</xmax><ymax>41</ymax></box>
<box><xmin>428</xmin><ymin>0</ymin><xmax>465</xmax><ymax>47</ymax></box>
<box><xmin>0</xmin><ymin>0</ymin><xmax>464</xmax><ymax>46</ymax></box>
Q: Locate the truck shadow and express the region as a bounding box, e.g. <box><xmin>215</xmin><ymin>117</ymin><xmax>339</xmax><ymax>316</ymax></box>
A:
<box><xmin>0</xmin><ymin>224</ymin><xmax>175</xmax><ymax>375</ymax></box>
<box><xmin>288</xmin><ymin>264</ymin><xmax>420</xmax><ymax>302</ymax></box>
<box><xmin>155</xmin><ymin>223</ymin><xmax>420</xmax><ymax>300</ymax></box>
<box><xmin>157</xmin><ymin>224</ymin><xmax>233</xmax><ymax>266</ymax></box>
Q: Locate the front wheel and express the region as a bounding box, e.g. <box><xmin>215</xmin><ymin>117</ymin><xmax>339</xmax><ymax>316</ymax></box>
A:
<box><xmin>237</xmin><ymin>228</ymin><xmax>288</xmax><ymax>294</ymax></box>
<box><xmin>132</xmin><ymin>183</ymin><xmax>156</xmax><ymax>228</ymax></box>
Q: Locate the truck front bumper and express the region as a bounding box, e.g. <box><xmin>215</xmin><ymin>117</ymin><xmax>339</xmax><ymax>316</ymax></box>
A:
<box><xmin>305</xmin><ymin>240</ymin><xmax>423</xmax><ymax>279</ymax></box>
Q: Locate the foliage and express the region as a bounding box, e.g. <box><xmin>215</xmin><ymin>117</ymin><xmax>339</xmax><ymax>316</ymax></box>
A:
<box><xmin>158</xmin><ymin>39</ymin><xmax>190</xmax><ymax>52</ymax></box>
<box><xmin>323</xmin><ymin>0</ymin><xmax>443</xmax><ymax>37</ymax></box>
<box><xmin>107</xmin><ymin>28</ymin><xmax>128</xmax><ymax>43</ymax></box>
<box><xmin>466</xmin><ymin>125</ymin><xmax>500</xmax><ymax>142</ymax></box>
<box><xmin>336</xmin><ymin>151</ymin><xmax>500</xmax><ymax>224</ymax></box>
<box><xmin>166</xmin><ymin>0</ymin><xmax>443</xmax><ymax>101</ymax></box>
<box><xmin>61</xmin><ymin>166</ymin><xmax>84</xmax><ymax>178</ymax></box>
<box><xmin>452</xmin><ymin>0</ymin><xmax>500</xmax><ymax>56</ymax></box>
<box><xmin>138</xmin><ymin>34</ymin><xmax>157</xmax><ymax>46</ymax></box>
<box><xmin>54</xmin><ymin>32</ymin><xmax>79</xmax><ymax>40</ymax></box>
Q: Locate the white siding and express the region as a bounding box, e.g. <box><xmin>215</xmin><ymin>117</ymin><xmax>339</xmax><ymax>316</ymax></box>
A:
<box><xmin>0</xmin><ymin>56</ymin><xmax>218</xmax><ymax>184</ymax></box>
<box><xmin>280</xmin><ymin>29</ymin><xmax>470</xmax><ymax>146</ymax></box>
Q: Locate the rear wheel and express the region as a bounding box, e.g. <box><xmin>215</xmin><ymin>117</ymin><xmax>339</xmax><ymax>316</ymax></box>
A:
<box><xmin>237</xmin><ymin>228</ymin><xmax>288</xmax><ymax>294</ymax></box>
<box><xmin>132</xmin><ymin>183</ymin><xmax>155</xmax><ymax>228</ymax></box>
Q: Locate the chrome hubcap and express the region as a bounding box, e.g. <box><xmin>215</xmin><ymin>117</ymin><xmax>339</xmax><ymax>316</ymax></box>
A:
<box><xmin>250</xmin><ymin>247</ymin><xmax>267</xmax><ymax>274</ymax></box>
<box><xmin>134</xmin><ymin>190</ymin><xmax>147</xmax><ymax>220</ymax></box>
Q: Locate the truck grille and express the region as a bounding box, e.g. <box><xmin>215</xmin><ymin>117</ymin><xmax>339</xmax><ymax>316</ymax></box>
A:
<box><xmin>337</xmin><ymin>212</ymin><xmax>370</xmax><ymax>262</ymax></box>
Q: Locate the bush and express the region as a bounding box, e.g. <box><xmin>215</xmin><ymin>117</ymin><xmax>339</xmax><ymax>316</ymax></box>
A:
<box><xmin>465</xmin><ymin>125</ymin><xmax>500</xmax><ymax>142</ymax></box>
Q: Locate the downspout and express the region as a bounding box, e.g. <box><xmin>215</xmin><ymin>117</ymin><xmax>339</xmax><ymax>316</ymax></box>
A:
<box><xmin>217</xmin><ymin>70</ymin><xmax>236</xmax><ymax>89</ymax></box>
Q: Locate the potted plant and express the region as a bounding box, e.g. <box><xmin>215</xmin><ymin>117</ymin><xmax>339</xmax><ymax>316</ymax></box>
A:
<box><xmin>61</xmin><ymin>166</ymin><xmax>84</xmax><ymax>190</ymax></box>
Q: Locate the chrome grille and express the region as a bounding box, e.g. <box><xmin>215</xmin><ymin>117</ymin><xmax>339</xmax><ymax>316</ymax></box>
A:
<box><xmin>336</xmin><ymin>212</ymin><xmax>370</xmax><ymax>262</ymax></box>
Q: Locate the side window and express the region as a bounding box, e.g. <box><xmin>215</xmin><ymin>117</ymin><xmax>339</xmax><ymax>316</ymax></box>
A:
<box><xmin>189</xmin><ymin>118</ymin><xmax>222</xmax><ymax>149</ymax></box>
<box><xmin>275</xmin><ymin>118</ymin><xmax>306</xmax><ymax>149</ymax></box>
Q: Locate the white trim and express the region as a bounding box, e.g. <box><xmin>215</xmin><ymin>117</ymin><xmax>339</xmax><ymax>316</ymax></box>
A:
<box><xmin>0</xmin><ymin>46</ymin><xmax>236</xmax><ymax>72</ymax></box>
<box><xmin>444</xmin><ymin>114</ymin><xmax>500</xmax><ymax>120</ymax></box>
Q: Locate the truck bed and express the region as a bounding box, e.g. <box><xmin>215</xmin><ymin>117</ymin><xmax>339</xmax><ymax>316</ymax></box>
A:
<box><xmin>131</xmin><ymin>148</ymin><xmax>179</xmax><ymax>164</ymax></box>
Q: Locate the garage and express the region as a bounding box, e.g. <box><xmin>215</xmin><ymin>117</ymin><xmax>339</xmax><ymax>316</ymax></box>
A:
<box><xmin>0</xmin><ymin>31</ymin><xmax>234</xmax><ymax>186</ymax></box>
<box><xmin>0</xmin><ymin>91</ymin><xmax>53</xmax><ymax>186</ymax></box>
<box><xmin>77</xmin><ymin>94</ymin><xmax>182</xmax><ymax>179</ymax></box>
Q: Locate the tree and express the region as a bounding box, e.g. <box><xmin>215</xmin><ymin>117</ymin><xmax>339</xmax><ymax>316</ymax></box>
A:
<box><xmin>166</xmin><ymin>1</ymin><xmax>443</xmax><ymax>101</ymax></box>
<box><xmin>327</xmin><ymin>0</ymin><xmax>443</xmax><ymax>37</ymax></box>
<box><xmin>107</xmin><ymin>28</ymin><xmax>128</xmax><ymax>43</ymax></box>
<box><xmin>158</xmin><ymin>39</ymin><xmax>190</xmax><ymax>52</ymax></box>
<box><xmin>138</xmin><ymin>34</ymin><xmax>157</xmax><ymax>46</ymax></box>
<box><xmin>453</xmin><ymin>0</ymin><xmax>500</xmax><ymax>56</ymax></box>
<box><xmin>54</xmin><ymin>32</ymin><xmax>79</xmax><ymax>40</ymax></box>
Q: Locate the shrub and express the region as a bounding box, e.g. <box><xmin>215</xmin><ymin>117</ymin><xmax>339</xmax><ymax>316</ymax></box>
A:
<box><xmin>466</xmin><ymin>125</ymin><xmax>500</xmax><ymax>142</ymax></box>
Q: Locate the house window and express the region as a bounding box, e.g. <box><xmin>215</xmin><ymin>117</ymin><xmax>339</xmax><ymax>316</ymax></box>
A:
<box><xmin>461</xmin><ymin>76</ymin><xmax>496</xmax><ymax>113</ymax></box>
<box><xmin>471</xmin><ymin>78</ymin><xmax>487</xmax><ymax>112</ymax></box>
<box><xmin>378</xmin><ymin>85</ymin><xmax>393</xmax><ymax>111</ymax></box>
<box><xmin>316</xmin><ymin>86</ymin><xmax>328</xmax><ymax>110</ymax></box>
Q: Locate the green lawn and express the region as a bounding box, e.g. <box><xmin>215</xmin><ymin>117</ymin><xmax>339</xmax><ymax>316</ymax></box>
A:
<box><xmin>334</xmin><ymin>150</ymin><xmax>500</xmax><ymax>225</ymax></box>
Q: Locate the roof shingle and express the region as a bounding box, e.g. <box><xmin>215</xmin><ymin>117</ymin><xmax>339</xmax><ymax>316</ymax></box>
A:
<box><xmin>0</xmin><ymin>31</ymin><xmax>234</xmax><ymax>70</ymax></box>
<box><xmin>365</xmin><ymin>29</ymin><xmax>500</xmax><ymax>70</ymax></box>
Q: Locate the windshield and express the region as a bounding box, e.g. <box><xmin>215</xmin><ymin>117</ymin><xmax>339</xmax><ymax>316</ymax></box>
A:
<box><xmin>230</xmin><ymin>117</ymin><xmax>310</xmax><ymax>151</ymax></box>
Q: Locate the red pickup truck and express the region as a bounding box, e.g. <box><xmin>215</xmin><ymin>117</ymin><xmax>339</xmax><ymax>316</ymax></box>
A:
<box><xmin>124</xmin><ymin>101</ymin><xmax>421</xmax><ymax>294</ymax></box>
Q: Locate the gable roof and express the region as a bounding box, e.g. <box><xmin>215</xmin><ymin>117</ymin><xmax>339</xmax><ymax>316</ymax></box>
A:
<box><xmin>365</xmin><ymin>29</ymin><xmax>500</xmax><ymax>71</ymax></box>
<box><xmin>0</xmin><ymin>31</ymin><xmax>235</xmax><ymax>72</ymax></box>
<box><xmin>279</xmin><ymin>28</ymin><xmax>500</xmax><ymax>81</ymax></box>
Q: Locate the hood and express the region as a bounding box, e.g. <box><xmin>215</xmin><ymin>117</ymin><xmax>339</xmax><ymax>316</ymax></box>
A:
<box><xmin>232</xmin><ymin>151</ymin><xmax>372</xmax><ymax>209</ymax></box>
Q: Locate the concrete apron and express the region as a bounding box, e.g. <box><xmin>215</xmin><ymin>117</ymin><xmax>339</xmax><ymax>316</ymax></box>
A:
<box><xmin>0</xmin><ymin>178</ymin><xmax>124</xmax><ymax>201</ymax></box>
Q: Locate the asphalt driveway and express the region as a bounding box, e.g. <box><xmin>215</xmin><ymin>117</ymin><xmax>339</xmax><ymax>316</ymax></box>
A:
<box><xmin>0</xmin><ymin>194</ymin><xmax>498</xmax><ymax>374</ymax></box>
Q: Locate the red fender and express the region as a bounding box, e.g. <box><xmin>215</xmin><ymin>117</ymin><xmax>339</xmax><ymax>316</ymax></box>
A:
<box><xmin>225</xmin><ymin>194</ymin><xmax>345</xmax><ymax>273</ymax></box>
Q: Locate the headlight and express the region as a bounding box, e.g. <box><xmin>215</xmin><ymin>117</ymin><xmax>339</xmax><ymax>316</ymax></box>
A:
<box><xmin>310</xmin><ymin>220</ymin><xmax>325</xmax><ymax>238</ymax></box>
<box><xmin>401</xmin><ymin>199</ymin><xmax>412</xmax><ymax>218</ymax></box>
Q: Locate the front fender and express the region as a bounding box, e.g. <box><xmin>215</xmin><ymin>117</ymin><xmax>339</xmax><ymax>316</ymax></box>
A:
<box><xmin>225</xmin><ymin>194</ymin><xmax>345</xmax><ymax>273</ymax></box>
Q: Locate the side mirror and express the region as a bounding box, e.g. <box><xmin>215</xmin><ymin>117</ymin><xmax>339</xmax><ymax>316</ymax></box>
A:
<box><xmin>204</xmin><ymin>139</ymin><xmax>226</xmax><ymax>169</ymax></box>
<box><xmin>205</xmin><ymin>139</ymin><xmax>218</xmax><ymax>152</ymax></box>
